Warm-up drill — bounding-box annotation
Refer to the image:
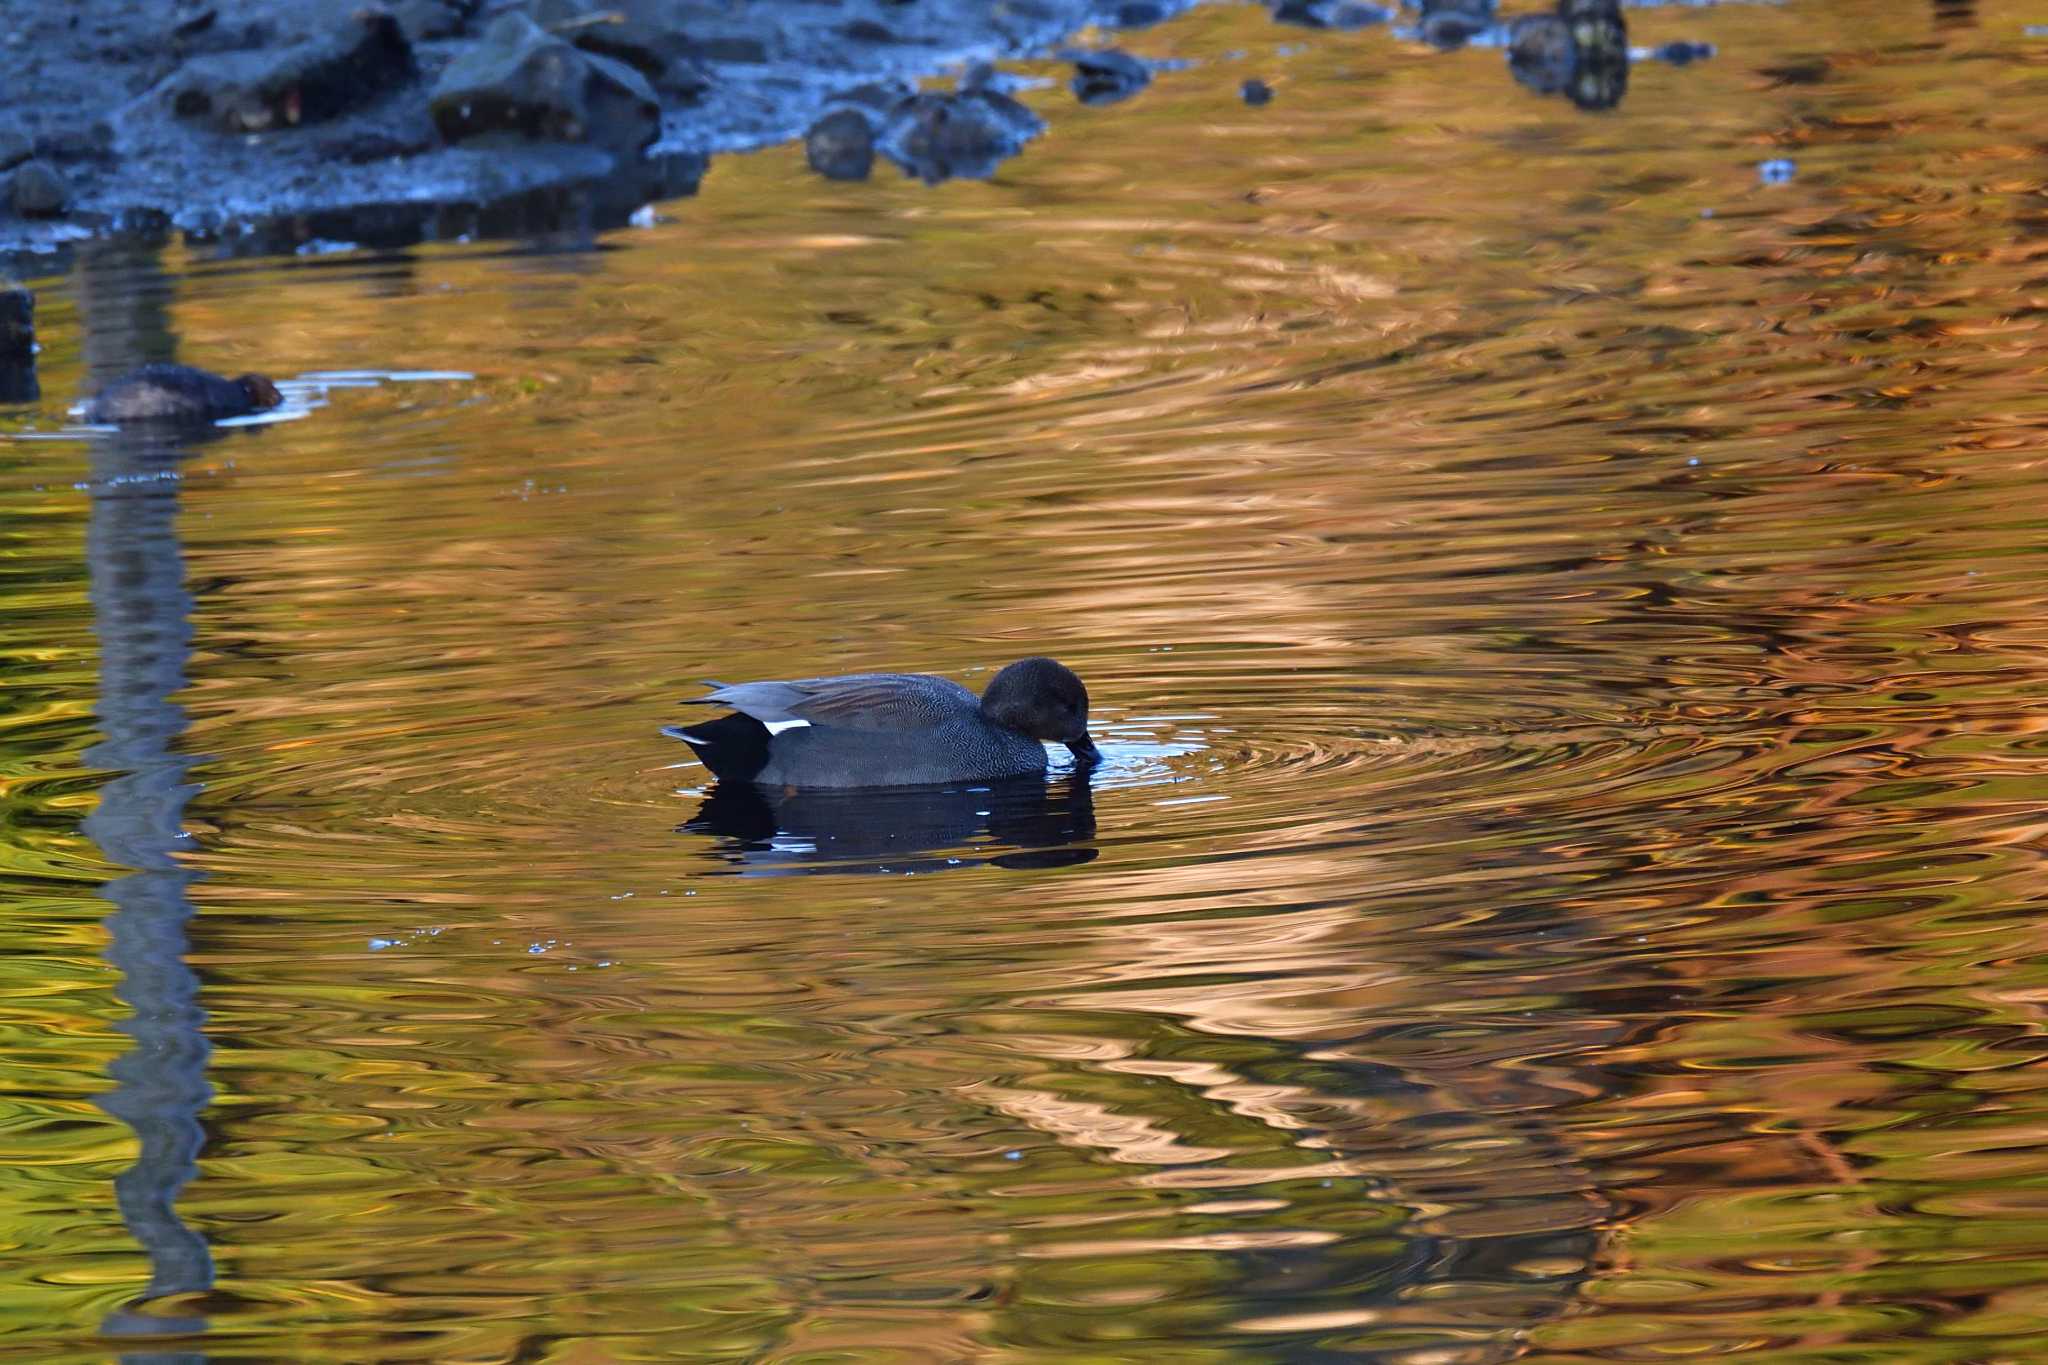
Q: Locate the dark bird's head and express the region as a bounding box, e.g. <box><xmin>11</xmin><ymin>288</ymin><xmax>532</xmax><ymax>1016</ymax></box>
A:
<box><xmin>981</xmin><ymin>656</ymin><xmax>1099</xmax><ymax>764</ymax></box>
<box><xmin>236</xmin><ymin>374</ymin><xmax>284</xmax><ymax>411</ymax></box>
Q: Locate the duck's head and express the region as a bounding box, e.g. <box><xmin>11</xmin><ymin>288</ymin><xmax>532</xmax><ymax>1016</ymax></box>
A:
<box><xmin>236</xmin><ymin>374</ymin><xmax>284</xmax><ymax>411</ymax></box>
<box><xmin>981</xmin><ymin>656</ymin><xmax>1100</xmax><ymax>764</ymax></box>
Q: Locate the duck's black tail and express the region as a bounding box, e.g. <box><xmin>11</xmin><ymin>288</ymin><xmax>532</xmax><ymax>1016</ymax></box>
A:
<box><xmin>662</xmin><ymin>712</ymin><xmax>771</xmax><ymax>782</ymax></box>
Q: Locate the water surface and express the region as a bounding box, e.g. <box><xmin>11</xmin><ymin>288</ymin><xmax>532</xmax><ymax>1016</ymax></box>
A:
<box><xmin>6</xmin><ymin>2</ymin><xmax>2048</xmax><ymax>1360</ymax></box>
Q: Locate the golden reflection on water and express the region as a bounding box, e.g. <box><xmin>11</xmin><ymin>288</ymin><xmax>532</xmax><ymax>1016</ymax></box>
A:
<box><xmin>5</xmin><ymin>0</ymin><xmax>2048</xmax><ymax>1359</ymax></box>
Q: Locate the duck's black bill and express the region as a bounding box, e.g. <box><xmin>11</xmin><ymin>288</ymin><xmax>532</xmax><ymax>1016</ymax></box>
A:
<box><xmin>1067</xmin><ymin>735</ymin><xmax>1102</xmax><ymax>765</ymax></box>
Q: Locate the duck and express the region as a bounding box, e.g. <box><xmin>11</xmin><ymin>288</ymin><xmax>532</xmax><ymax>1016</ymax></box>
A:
<box><xmin>85</xmin><ymin>363</ymin><xmax>283</xmax><ymax>425</ymax></box>
<box><xmin>664</xmin><ymin>656</ymin><xmax>1100</xmax><ymax>789</ymax></box>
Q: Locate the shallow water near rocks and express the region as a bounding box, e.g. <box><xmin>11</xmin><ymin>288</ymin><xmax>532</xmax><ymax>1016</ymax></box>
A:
<box><xmin>5</xmin><ymin>2</ymin><xmax>2048</xmax><ymax>1360</ymax></box>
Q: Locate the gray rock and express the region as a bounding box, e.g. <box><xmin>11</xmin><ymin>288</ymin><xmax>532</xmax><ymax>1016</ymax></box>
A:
<box><xmin>696</xmin><ymin>35</ymin><xmax>770</xmax><ymax>63</ymax></box>
<box><xmin>430</xmin><ymin>13</ymin><xmax>660</xmax><ymax>151</ymax></box>
<box><xmin>806</xmin><ymin>109</ymin><xmax>874</xmax><ymax>181</ymax></box>
<box><xmin>829</xmin><ymin>79</ymin><xmax>916</xmax><ymax>112</ymax></box>
<box><xmin>167</xmin><ymin>7</ymin><xmax>418</xmax><ymax>132</ymax></box>
<box><xmin>515</xmin><ymin>0</ymin><xmax>588</xmax><ymax>26</ymax></box>
<box><xmin>565</xmin><ymin>0</ymin><xmax>713</xmax><ymax>98</ymax></box>
<box><xmin>9</xmin><ymin>161</ymin><xmax>69</xmax><ymax>217</ymax></box>
<box><xmin>392</xmin><ymin>0</ymin><xmax>478</xmax><ymax>42</ymax></box>
<box><xmin>33</xmin><ymin>123</ymin><xmax>114</xmax><ymax>160</ymax></box>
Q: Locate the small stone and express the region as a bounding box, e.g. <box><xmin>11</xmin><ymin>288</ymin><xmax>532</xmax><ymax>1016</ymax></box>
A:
<box><xmin>1241</xmin><ymin>77</ymin><xmax>1273</xmax><ymax>106</ymax></box>
<box><xmin>1065</xmin><ymin>47</ymin><xmax>1150</xmax><ymax>105</ymax></box>
<box><xmin>806</xmin><ymin>108</ymin><xmax>874</xmax><ymax>181</ymax></box>
<box><xmin>1655</xmin><ymin>40</ymin><xmax>1714</xmax><ymax>66</ymax></box>
<box><xmin>9</xmin><ymin>161</ymin><xmax>68</xmax><ymax>217</ymax></box>
<box><xmin>1418</xmin><ymin>7</ymin><xmax>1491</xmax><ymax>49</ymax></box>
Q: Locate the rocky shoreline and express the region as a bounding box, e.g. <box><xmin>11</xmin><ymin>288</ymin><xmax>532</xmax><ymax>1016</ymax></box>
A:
<box><xmin>0</xmin><ymin>0</ymin><xmax>1701</xmax><ymax>270</ymax></box>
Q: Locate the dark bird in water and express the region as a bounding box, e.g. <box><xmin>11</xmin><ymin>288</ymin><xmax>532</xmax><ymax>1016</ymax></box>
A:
<box><xmin>665</xmin><ymin>656</ymin><xmax>1101</xmax><ymax>789</ymax></box>
<box><xmin>85</xmin><ymin>363</ymin><xmax>283</xmax><ymax>425</ymax></box>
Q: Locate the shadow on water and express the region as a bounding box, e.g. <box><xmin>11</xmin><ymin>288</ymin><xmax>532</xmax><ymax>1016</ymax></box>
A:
<box><xmin>683</xmin><ymin>774</ymin><xmax>1099</xmax><ymax>873</ymax></box>
<box><xmin>74</xmin><ymin>241</ymin><xmax>217</xmax><ymax>1352</ymax></box>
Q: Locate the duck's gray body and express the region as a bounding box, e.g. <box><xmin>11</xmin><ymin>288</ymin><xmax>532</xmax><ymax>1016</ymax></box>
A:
<box><xmin>85</xmin><ymin>363</ymin><xmax>279</xmax><ymax>425</ymax></box>
<box><xmin>667</xmin><ymin>660</ymin><xmax>1097</xmax><ymax>791</ymax></box>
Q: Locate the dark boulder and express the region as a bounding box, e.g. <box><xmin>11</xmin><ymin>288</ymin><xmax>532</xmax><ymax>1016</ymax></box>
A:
<box><xmin>166</xmin><ymin>7</ymin><xmax>417</xmax><ymax>132</ymax></box>
<box><xmin>806</xmin><ymin>109</ymin><xmax>875</xmax><ymax>181</ymax></box>
<box><xmin>1241</xmin><ymin>77</ymin><xmax>1274</xmax><ymax>106</ymax></box>
<box><xmin>430</xmin><ymin>12</ymin><xmax>660</xmax><ymax>152</ymax></box>
<box><xmin>879</xmin><ymin>85</ymin><xmax>1043</xmax><ymax>185</ymax></box>
<box><xmin>8</xmin><ymin>161</ymin><xmax>69</xmax><ymax>218</ymax></box>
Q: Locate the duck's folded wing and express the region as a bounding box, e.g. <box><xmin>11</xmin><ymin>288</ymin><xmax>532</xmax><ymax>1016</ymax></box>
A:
<box><xmin>698</xmin><ymin>674</ymin><xmax>962</xmax><ymax>732</ymax></box>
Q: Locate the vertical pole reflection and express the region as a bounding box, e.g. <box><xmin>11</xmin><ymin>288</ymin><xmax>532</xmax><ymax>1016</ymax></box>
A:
<box><xmin>75</xmin><ymin>240</ymin><xmax>215</xmax><ymax>1348</ymax></box>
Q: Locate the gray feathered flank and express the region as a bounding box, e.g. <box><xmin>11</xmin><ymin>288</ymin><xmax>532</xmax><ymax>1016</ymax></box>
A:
<box><xmin>693</xmin><ymin>673</ymin><xmax>981</xmax><ymax>733</ymax></box>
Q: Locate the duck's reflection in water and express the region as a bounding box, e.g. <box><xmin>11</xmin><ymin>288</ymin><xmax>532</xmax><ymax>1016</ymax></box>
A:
<box><xmin>681</xmin><ymin>774</ymin><xmax>1096</xmax><ymax>874</ymax></box>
